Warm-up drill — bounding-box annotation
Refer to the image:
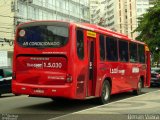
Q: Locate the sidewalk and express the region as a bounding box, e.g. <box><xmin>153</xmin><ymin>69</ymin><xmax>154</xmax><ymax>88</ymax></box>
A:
<box><xmin>52</xmin><ymin>90</ymin><xmax>160</xmax><ymax>120</ymax></box>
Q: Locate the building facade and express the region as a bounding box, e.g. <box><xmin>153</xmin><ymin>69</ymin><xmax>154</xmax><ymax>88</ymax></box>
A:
<box><xmin>0</xmin><ymin>0</ymin><xmax>90</xmax><ymax>66</ymax></box>
<box><xmin>136</xmin><ymin>0</ymin><xmax>150</xmax><ymax>17</ymax></box>
<box><xmin>90</xmin><ymin>0</ymin><xmax>137</xmax><ymax>39</ymax></box>
<box><xmin>90</xmin><ymin>0</ymin><xmax>108</xmax><ymax>26</ymax></box>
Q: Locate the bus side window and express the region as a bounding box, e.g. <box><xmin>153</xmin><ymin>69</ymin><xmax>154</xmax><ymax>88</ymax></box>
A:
<box><xmin>99</xmin><ymin>34</ymin><xmax>105</xmax><ymax>61</ymax></box>
<box><xmin>129</xmin><ymin>42</ymin><xmax>138</xmax><ymax>63</ymax></box>
<box><xmin>138</xmin><ymin>44</ymin><xmax>145</xmax><ymax>63</ymax></box>
<box><xmin>119</xmin><ymin>40</ymin><xmax>129</xmax><ymax>62</ymax></box>
<box><xmin>76</xmin><ymin>29</ymin><xmax>84</xmax><ymax>59</ymax></box>
<box><xmin>106</xmin><ymin>36</ymin><xmax>118</xmax><ymax>61</ymax></box>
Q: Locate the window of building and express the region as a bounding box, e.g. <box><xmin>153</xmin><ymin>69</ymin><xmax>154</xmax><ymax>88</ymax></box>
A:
<box><xmin>138</xmin><ymin>44</ymin><xmax>145</xmax><ymax>63</ymax></box>
<box><xmin>99</xmin><ymin>34</ymin><xmax>105</xmax><ymax>61</ymax></box>
<box><xmin>131</xmin><ymin>25</ymin><xmax>133</xmax><ymax>30</ymax></box>
<box><xmin>106</xmin><ymin>37</ymin><xmax>118</xmax><ymax>61</ymax></box>
<box><xmin>137</xmin><ymin>8</ymin><xmax>142</xmax><ymax>12</ymax></box>
<box><xmin>129</xmin><ymin>42</ymin><xmax>138</xmax><ymax>62</ymax></box>
<box><xmin>47</xmin><ymin>0</ymin><xmax>53</xmax><ymax>9</ymax></box>
<box><xmin>119</xmin><ymin>40</ymin><xmax>129</xmax><ymax>62</ymax></box>
<box><xmin>130</xmin><ymin>18</ymin><xmax>132</xmax><ymax>23</ymax></box>
<box><xmin>130</xmin><ymin>11</ymin><xmax>132</xmax><ymax>17</ymax></box>
<box><xmin>119</xmin><ymin>10</ymin><xmax>121</xmax><ymax>16</ymax></box>
<box><xmin>130</xmin><ymin>4</ymin><xmax>132</xmax><ymax>10</ymax></box>
<box><xmin>42</xmin><ymin>0</ymin><xmax>46</xmax><ymax>7</ymax></box>
<box><xmin>28</xmin><ymin>6</ymin><xmax>35</xmax><ymax>19</ymax></box>
<box><xmin>131</xmin><ymin>33</ymin><xmax>133</xmax><ymax>38</ymax></box>
<box><xmin>43</xmin><ymin>11</ymin><xmax>47</xmax><ymax>20</ymax></box>
<box><xmin>120</xmin><ymin>24</ymin><xmax>122</xmax><ymax>29</ymax></box>
<box><xmin>76</xmin><ymin>29</ymin><xmax>84</xmax><ymax>59</ymax></box>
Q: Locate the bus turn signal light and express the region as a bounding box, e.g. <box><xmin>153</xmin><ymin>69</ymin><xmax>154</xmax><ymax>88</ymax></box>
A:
<box><xmin>66</xmin><ymin>74</ymin><xmax>72</xmax><ymax>83</ymax></box>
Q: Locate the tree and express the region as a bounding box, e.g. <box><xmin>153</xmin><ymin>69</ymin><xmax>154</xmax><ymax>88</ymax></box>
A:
<box><xmin>133</xmin><ymin>0</ymin><xmax>160</xmax><ymax>67</ymax></box>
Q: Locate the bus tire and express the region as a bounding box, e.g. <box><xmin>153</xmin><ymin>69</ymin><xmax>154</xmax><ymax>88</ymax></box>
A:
<box><xmin>97</xmin><ymin>80</ymin><xmax>111</xmax><ymax>104</ymax></box>
<box><xmin>133</xmin><ymin>78</ymin><xmax>143</xmax><ymax>95</ymax></box>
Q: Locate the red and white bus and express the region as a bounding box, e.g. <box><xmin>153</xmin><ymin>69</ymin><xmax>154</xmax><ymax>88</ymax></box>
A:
<box><xmin>12</xmin><ymin>21</ymin><xmax>150</xmax><ymax>104</ymax></box>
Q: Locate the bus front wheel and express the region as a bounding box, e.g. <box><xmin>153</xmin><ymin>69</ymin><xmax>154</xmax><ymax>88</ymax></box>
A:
<box><xmin>133</xmin><ymin>79</ymin><xmax>143</xmax><ymax>95</ymax></box>
<box><xmin>97</xmin><ymin>80</ymin><xmax>111</xmax><ymax>104</ymax></box>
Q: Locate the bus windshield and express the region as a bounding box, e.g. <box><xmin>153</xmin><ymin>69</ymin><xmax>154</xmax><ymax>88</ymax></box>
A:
<box><xmin>17</xmin><ymin>24</ymin><xmax>69</xmax><ymax>48</ymax></box>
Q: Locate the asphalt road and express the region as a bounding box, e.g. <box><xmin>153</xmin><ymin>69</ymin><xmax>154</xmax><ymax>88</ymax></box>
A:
<box><xmin>0</xmin><ymin>87</ymin><xmax>159</xmax><ymax>120</ymax></box>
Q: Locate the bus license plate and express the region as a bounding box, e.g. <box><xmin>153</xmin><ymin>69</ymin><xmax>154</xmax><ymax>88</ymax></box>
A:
<box><xmin>34</xmin><ymin>89</ymin><xmax>44</xmax><ymax>94</ymax></box>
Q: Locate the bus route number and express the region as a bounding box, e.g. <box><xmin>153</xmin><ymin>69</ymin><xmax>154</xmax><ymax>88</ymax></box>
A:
<box><xmin>43</xmin><ymin>62</ymin><xmax>62</xmax><ymax>69</ymax></box>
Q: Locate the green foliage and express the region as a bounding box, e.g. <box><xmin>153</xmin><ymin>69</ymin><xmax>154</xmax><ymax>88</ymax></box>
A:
<box><xmin>134</xmin><ymin>0</ymin><xmax>160</xmax><ymax>65</ymax></box>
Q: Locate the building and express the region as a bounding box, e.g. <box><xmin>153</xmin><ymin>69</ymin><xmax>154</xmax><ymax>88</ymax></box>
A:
<box><xmin>149</xmin><ymin>0</ymin><xmax>156</xmax><ymax>6</ymax></box>
<box><xmin>0</xmin><ymin>0</ymin><xmax>90</xmax><ymax>66</ymax></box>
<box><xmin>90</xmin><ymin>0</ymin><xmax>107</xmax><ymax>26</ymax></box>
<box><xmin>90</xmin><ymin>0</ymin><xmax>137</xmax><ymax>39</ymax></box>
<box><xmin>125</xmin><ymin>0</ymin><xmax>137</xmax><ymax>39</ymax></box>
<box><xmin>136</xmin><ymin>0</ymin><xmax>156</xmax><ymax>37</ymax></box>
<box><xmin>136</xmin><ymin>0</ymin><xmax>150</xmax><ymax>17</ymax></box>
<box><xmin>0</xmin><ymin>0</ymin><xmax>14</xmax><ymax>66</ymax></box>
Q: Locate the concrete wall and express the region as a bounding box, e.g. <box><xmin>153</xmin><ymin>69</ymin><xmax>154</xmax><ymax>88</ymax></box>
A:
<box><xmin>0</xmin><ymin>0</ymin><xmax>14</xmax><ymax>52</ymax></box>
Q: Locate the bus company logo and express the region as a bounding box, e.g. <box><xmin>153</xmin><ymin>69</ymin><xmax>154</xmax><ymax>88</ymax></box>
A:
<box><xmin>27</xmin><ymin>63</ymin><xmax>43</xmax><ymax>68</ymax></box>
<box><xmin>110</xmin><ymin>68</ymin><xmax>125</xmax><ymax>75</ymax></box>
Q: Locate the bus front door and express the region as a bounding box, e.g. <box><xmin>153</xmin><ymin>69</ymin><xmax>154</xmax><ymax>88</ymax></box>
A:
<box><xmin>87</xmin><ymin>37</ymin><xmax>95</xmax><ymax>97</ymax></box>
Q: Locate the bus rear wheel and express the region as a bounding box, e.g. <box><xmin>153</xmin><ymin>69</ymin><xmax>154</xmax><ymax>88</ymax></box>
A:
<box><xmin>133</xmin><ymin>79</ymin><xmax>143</xmax><ymax>95</ymax></box>
<box><xmin>97</xmin><ymin>80</ymin><xmax>111</xmax><ymax>104</ymax></box>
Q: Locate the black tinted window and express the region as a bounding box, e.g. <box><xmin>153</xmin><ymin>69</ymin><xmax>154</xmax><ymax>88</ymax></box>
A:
<box><xmin>106</xmin><ymin>37</ymin><xmax>118</xmax><ymax>61</ymax></box>
<box><xmin>0</xmin><ymin>69</ymin><xmax>4</xmax><ymax>78</ymax></box>
<box><xmin>99</xmin><ymin>35</ymin><xmax>105</xmax><ymax>61</ymax></box>
<box><xmin>76</xmin><ymin>30</ymin><xmax>84</xmax><ymax>59</ymax></box>
<box><xmin>17</xmin><ymin>25</ymin><xmax>69</xmax><ymax>48</ymax></box>
<box><xmin>119</xmin><ymin>40</ymin><xmax>129</xmax><ymax>62</ymax></box>
<box><xmin>129</xmin><ymin>42</ymin><xmax>138</xmax><ymax>62</ymax></box>
<box><xmin>4</xmin><ymin>68</ymin><xmax>12</xmax><ymax>77</ymax></box>
<box><xmin>138</xmin><ymin>44</ymin><xmax>145</xmax><ymax>63</ymax></box>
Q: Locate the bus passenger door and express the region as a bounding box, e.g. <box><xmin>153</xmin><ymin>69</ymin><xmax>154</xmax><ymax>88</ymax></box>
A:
<box><xmin>87</xmin><ymin>37</ymin><xmax>95</xmax><ymax>97</ymax></box>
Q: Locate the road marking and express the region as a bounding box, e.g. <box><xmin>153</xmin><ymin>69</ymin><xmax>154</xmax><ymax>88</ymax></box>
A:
<box><xmin>48</xmin><ymin>90</ymin><xmax>160</xmax><ymax>120</ymax></box>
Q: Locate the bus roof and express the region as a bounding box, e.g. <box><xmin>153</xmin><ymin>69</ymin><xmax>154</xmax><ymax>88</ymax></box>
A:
<box><xmin>17</xmin><ymin>20</ymin><xmax>145</xmax><ymax>45</ymax></box>
<box><xmin>75</xmin><ymin>22</ymin><xmax>145</xmax><ymax>45</ymax></box>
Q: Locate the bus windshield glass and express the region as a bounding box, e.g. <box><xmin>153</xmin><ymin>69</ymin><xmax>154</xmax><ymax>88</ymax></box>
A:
<box><xmin>17</xmin><ymin>24</ymin><xmax>69</xmax><ymax>48</ymax></box>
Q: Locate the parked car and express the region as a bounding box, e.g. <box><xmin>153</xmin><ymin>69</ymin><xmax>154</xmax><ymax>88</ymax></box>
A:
<box><xmin>151</xmin><ymin>67</ymin><xmax>160</xmax><ymax>86</ymax></box>
<box><xmin>0</xmin><ymin>66</ymin><xmax>12</xmax><ymax>96</ymax></box>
